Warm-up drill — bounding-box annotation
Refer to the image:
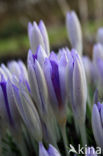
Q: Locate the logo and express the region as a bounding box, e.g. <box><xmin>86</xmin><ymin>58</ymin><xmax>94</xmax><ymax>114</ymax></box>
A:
<box><xmin>67</xmin><ymin>144</ymin><xmax>101</xmax><ymax>155</ymax></box>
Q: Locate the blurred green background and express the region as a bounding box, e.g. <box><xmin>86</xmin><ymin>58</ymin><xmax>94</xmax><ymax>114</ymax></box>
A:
<box><xmin>0</xmin><ymin>0</ymin><xmax>103</xmax><ymax>62</ymax></box>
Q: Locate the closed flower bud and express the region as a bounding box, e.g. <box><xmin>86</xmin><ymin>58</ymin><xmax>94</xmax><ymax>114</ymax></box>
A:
<box><xmin>12</xmin><ymin>81</ymin><xmax>42</xmax><ymax>141</ymax></box>
<box><xmin>39</xmin><ymin>142</ymin><xmax>61</xmax><ymax>156</ymax></box>
<box><xmin>44</xmin><ymin>50</ymin><xmax>68</xmax><ymax>125</ymax></box>
<box><xmin>27</xmin><ymin>47</ymin><xmax>48</xmax><ymax>119</ymax></box>
<box><xmin>0</xmin><ymin>74</ymin><xmax>21</xmax><ymax>138</ymax></box>
<box><xmin>93</xmin><ymin>43</ymin><xmax>103</xmax><ymax>63</ymax></box>
<box><xmin>66</xmin><ymin>49</ymin><xmax>87</xmax><ymax>123</ymax></box>
<box><xmin>66</xmin><ymin>11</ymin><xmax>83</xmax><ymax>55</ymax></box>
<box><xmin>28</xmin><ymin>20</ymin><xmax>50</xmax><ymax>55</ymax></box>
<box><xmin>66</xmin><ymin>49</ymin><xmax>87</xmax><ymax>145</ymax></box>
<box><xmin>92</xmin><ymin>102</ymin><xmax>103</xmax><ymax>148</ymax></box>
<box><xmin>7</xmin><ymin>60</ymin><xmax>28</xmax><ymax>82</ymax></box>
<box><xmin>82</xmin><ymin>56</ymin><xmax>94</xmax><ymax>85</ymax></box>
<box><xmin>27</xmin><ymin>47</ymin><xmax>58</xmax><ymax>145</ymax></box>
<box><xmin>97</xmin><ymin>28</ymin><xmax>103</xmax><ymax>45</ymax></box>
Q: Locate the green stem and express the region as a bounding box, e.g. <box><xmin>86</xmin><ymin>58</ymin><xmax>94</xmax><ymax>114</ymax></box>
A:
<box><xmin>87</xmin><ymin>92</ymin><xmax>92</xmax><ymax>111</ymax></box>
<box><xmin>79</xmin><ymin>122</ymin><xmax>87</xmax><ymax>146</ymax></box>
<box><xmin>60</xmin><ymin>125</ymin><xmax>69</xmax><ymax>156</ymax></box>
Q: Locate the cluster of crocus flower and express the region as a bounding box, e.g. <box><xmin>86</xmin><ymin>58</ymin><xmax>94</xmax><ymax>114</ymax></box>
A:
<box><xmin>67</xmin><ymin>11</ymin><xmax>103</xmax><ymax>154</ymax></box>
<box><xmin>0</xmin><ymin>10</ymin><xmax>103</xmax><ymax>156</ymax></box>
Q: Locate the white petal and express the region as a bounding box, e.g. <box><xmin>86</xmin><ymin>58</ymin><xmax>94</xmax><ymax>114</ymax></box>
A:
<box><xmin>66</xmin><ymin>11</ymin><xmax>82</xmax><ymax>55</ymax></box>
<box><xmin>37</xmin><ymin>45</ymin><xmax>47</xmax><ymax>67</ymax></box>
<box><xmin>39</xmin><ymin>20</ymin><xmax>50</xmax><ymax>55</ymax></box>
<box><xmin>92</xmin><ymin>104</ymin><xmax>103</xmax><ymax>148</ymax></box>
<box><xmin>1</xmin><ymin>64</ymin><xmax>12</xmax><ymax>79</ymax></box>
<box><xmin>34</xmin><ymin>60</ymin><xmax>48</xmax><ymax>116</ymax></box>
<box><xmin>39</xmin><ymin>142</ymin><xmax>49</xmax><ymax>156</ymax></box>
<box><xmin>29</xmin><ymin>21</ymin><xmax>45</xmax><ymax>53</ymax></box>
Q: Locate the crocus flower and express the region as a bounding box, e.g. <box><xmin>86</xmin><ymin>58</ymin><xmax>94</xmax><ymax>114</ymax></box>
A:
<box><xmin>85</xmin><ymin>147</ymin><xmax>97</xmax><ymax>156</ymax></box>
<box><xmin>0</xmin><ymin>73</ymin><xmax>21</xmax><ymax>137</ymax></box>
<box><xmin>44</xmin><ymin>49</ymin><xmax>68</xmax><ymax>126</ymax></box>
<box><xmin>82</xmin><ymin>56</ymin><xmax>94</xmax><ymax>85</ymax></box>
<box><xmin>12</xmin><ymin>77</ymin><xmax>43</xmax><ymax>142</ymax></box>
<box><xmin>66</xmin><ymin>49</ymin><xmax>87</xmax><ymax>144</ymax></box>
<box><xmin>93</xmin><ymin>43</ymin><xmax>103</xmax><ymax>63</ymax></box>
<box><xmin>97</xmin><ymin>28</ymin><xmax>103</xmax><ymax>45</ymax></box>
<box><xmin>7</xmin><ymin>60</ymin><xmax>28</xmax><ymax>82</ymax></box>
<box><xmin>39</xmin><ymin>142</ymin><xmax>61</xmax><ymax>156</ymax></box>
<box><xmin>66</xmin><ymin>49</ymin><xmax>87</xmax><ymax>123</ymax></box>
<box><xmin>82</xmin><ymin>56</ymin><xmax>95</xmax><ymax>109</ymax></box>
<box><xmin>27</xmin><ymin>46</ymin><xmax>58</xmax><ymax>145</ymax></box>
<box><xmin>92</xmin><ymin>102</ymin><xmax>103</xmax><ymax>149</ymax></box>
<box><xmin>66</xmin><ymin>11</ymin><xmax>83</xmax><ymax>55</ymax></box>
<box><xmin>7</xmin><ymin>60</ymin><xmax>30</xmax><ymax>91</ymax></box>
<box><xmin>27</xmin><ymin>46</ymin><xmax>48</xmax><ymax>119</ymax></box>
<box><xmin>28</xmin><ymin>20</ymin><xmax>50</xmax><ymax>55</ymax></box>
<box><xmin>93</xmin><ymin>44</ymin><xmax>103</xmax><ymax>93</ymax></box>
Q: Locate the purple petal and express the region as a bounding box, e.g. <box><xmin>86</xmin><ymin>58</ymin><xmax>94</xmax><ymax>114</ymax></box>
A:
<box><xmin>0</xmin><ymin>81</ymin><xmax>13</xmax><ymax>125</ymax></box>
<box><xmin>44</xmin><ymin>59</ymin><xmax>58</xmax><ymax>109</ymax></box>
<box><xmin>39</xmin><ymin>20</ymin><xmax>50</xmax><ymax>55</ymax></box>
<box><xmin>92</xmin><ymin>104</ymin><xmax>103</xmax><ymax>148</ymax></box>
<box><xmin>49</xmin><ymin>52</ymin><xmax>58</xmax><ymax>63</ymax></box>
<box><xmin>39</xmin><ymin>142</ymin><xmax>49</xmax><ymax>156</ymax></box>
<box><xmin>50</xmin><ymin>60</ymin><xmax>62</xmax><ymax>109</ymax></box>
<box><xmin>48</xmin><ymin>144</ymin><xmax>61</xmax><ymax>156</ymax></box>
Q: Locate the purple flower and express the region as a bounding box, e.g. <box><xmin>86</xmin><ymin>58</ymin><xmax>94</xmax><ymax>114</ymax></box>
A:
<box><xmin>39</xmin><ymin>142</ymin><xmax>61</xmax><ymax>156</ymax></box>
<box><xmin>92</xmin><ymin>102</ymin><xmax>103</xmax><ymax>148</ymax></box>
<box><xmin>27</xmin><ymin>46</ymin><xmax>58</xmax><ymax>144</ymax></box>
<box><xmin>66</xmin><ymin>49</ymin><xmax>87</xmax><ymax>145</ymax></box>
<box><xmin>66</xmin><ymin>11</ymin><xmax>83</xmax><ymax>55</ymax></box>
<box><xmin>82</xmin><ymin>56</ymin><xmax>94</xmax><ymax>85</ymax></box>
<box><xmin>7</xmin><ymin>60</ymin><xmax>30</xmax><ymax>91</ymax></box>
<box><xmin>93</xmin><ymin>43</ymin><xmax>103</xmax><ymax>63</ymax></box>
<box><xmin>12</xmin><ymin>78</ymin><xmax>43</xmax><ymax>141</ymax></box>
<box><xmin>27</xmin><ymin>46</ymin><xmax>48</xmax><ymax>118</ymax></box>
<box><xmin>28</xmin><ymin>20</ymin><xmax>50</xmax><ymax>55</ymax></box>
<box><xmin>66</xmin><ymin>49</ymin><xmax>87</xmax><ymax>123</ymax></box>
<box><xmin>7</xmin><ymin>60</ymin><xmax>28</xmax><ymax>82</ymax></box>
<box><xmin>44</xmin><ymin>49</ymin><xmax>68</xmax><ymax>125</ymax></box>
<box><xmin>0</xmin><ymin>73</ymin><xmax>21</xmax><ymax>137</ymax></box>
<box><xmin>97</xmin><ymin>28</ymin><xmax>103</xmax><ymax>45</ymax></box>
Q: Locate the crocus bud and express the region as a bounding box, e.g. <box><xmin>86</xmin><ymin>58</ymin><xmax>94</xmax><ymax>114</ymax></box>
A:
<box><xmin>85</xmin><ymin>147</ymin><xmax>97</xmax><ymax>156</ymax></box>
<box><xmin>66</xmin><ymin>49</ymin><xmax>87</xmax><ymax>123</ymax></box>
<box><xmin>27</xmin><ymin>47</ymin><xmax>48</xmax><ymax>119</ymax></box>
<box><xmin>0</xmin><ymin>64</ymin><xmax>12</xmax><ymax>79</ymax></box>
<box><xmin>0</xmin><ymin>75</ymin><xmax>21</xmax><ymax>138</ymax></box>
<box><xmin>12</xmin><ymin>80</ymin><xmax>42</xmax><ymax>141</ymax></box>
<box><xmin>7</xmin><ymin>60</ymin><xmax>30</xmax><ymax>91</ymax></box>
<box><xmin>82</xmin><ymin>56</ymin><xmax>94</xmax><ymax>85</ymax></box>
<box><xmin>93</xmin><ymin>43</ymin><xmax>103</xmax><ymax>63</ymax></box>
<box><xmin>27</xmin><ymin>47</ymin><xmax>58</xmax><ymax>145</ymax></box>
<box><xmin>66</xmin><ymin>11</ymin><xmax>83</xmax><ymax>55</ymax></box>
<box><xmin>95</xmin><ymin>58</ymin><xmax>103</xmax><ymax>94</ymax></box>
<box><xmin>92</xmin><ymin>102</ymin><xmax>103</xmax><ymax>149</ymax></box>
<box><xmin>39</xmin><ymin>142</ymin><xmax>61</xmax><ymax>156</ymax></box>
<box><xmin>28</xmin><ymin>20</ymin><xmax>50</xmax><ymax>55</ymax></box>
<box><xmin>66</xmin><ymin>49</ymin><xmax>87</xmax><ymax>145</ymax></box>
<box><xmin>7</xmin><ymin>60</ymin><xmax>28</xmax><ymax>82</ymax></box>
<box><xmin>97</xmin><ymin>28</ymin><xmax>103</xmax><ymax>45</ymax></box>
<box><xmin>44</xmin><ymin>50</ymin><xmax>68</xmax><ymax>126</ymax></box>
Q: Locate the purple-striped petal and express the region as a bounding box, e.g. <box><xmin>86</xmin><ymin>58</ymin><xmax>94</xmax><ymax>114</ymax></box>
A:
<box><xmin>39</xmin><ymin>20</ymin><xmax>50</xmax><ymax>55</ymax></box>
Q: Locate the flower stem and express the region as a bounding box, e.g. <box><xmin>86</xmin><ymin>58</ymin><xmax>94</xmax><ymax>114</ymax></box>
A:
<box><xmin>79</xmin><ymin>122</ymin><xmax>87</xmax><ymax>146</ymax></box>
<box><xmin>60</xmin><ymin>125</ymin><xmax>69</xmax><ymax>156</ymax></box>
